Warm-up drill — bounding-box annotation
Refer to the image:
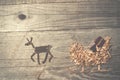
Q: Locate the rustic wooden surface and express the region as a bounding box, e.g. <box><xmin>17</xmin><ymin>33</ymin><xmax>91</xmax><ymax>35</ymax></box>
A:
<box><xmin>0</xmin><ymin>0</ymin><xmax>120</xmax><ymax>80</ymax></box>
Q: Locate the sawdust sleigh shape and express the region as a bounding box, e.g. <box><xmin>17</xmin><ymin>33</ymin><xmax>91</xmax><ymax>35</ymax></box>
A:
<box><xmin>69</xmin><ymin>36</ymin><xmax>112</xmax><ymax>72</ymax></box>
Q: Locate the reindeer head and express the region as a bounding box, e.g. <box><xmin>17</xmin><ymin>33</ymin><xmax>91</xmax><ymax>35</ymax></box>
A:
<box><xmin>25</xmin><ymin>37</ymin><xmax>33</xmax><ymax>46</ymax></box>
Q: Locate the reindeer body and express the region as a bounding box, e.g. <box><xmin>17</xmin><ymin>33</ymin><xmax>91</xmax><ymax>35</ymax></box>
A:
<box><xmin>35</xmin><ymin>46</ymin><xmax>51</xmax><ymax>53</ymax></box>
<box><xmin>25</xmin><ymin>37</ymin><xmax>53</xmax><ymax>65</ymax></box>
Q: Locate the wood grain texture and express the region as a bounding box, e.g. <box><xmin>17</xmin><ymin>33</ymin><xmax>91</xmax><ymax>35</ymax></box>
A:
<box><xmin>0</xmin><ymin>0</ymin><xmax>119</xmax><ymax>31</ymax></box>
<box><xmin>0</xmin><ymin>0</ymin><xmax>118</xmax><ymax>5</ymax></box>
<box><xmin>0</xmin><ymin>29</ymin><xmax>120</xmax><ymax>80</ymax></box>
<box><xmin>0</xmin><ymin>0</ymin><xmax>120</xmax><ymax>80</ymax></box>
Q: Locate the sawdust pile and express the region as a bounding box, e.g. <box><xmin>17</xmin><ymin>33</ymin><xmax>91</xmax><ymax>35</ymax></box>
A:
<box><xmin>69</xmin><ymin>36</ymin><xmax>112</xmax><ymax>71</ymax></box>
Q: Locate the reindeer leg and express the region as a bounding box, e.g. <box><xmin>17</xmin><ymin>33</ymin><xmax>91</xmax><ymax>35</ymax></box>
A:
<box><xmin>37</xmin><ymin>53</ymin><xmax>40</xmax><ymax>65</ymax></box>
<box><xmin>42</xmin><ymin>52</ymin><xmax>48</xmax><ymax>64</ymax></box>
<box><xmin>31</xmin><ymin>53</ymin><xmax>36</xmax><ymax>62</ymax></box>
<box><xmin>48</xmin><ymin>51</ymin><xmax>53</xmax><ymax>62</ymax></box>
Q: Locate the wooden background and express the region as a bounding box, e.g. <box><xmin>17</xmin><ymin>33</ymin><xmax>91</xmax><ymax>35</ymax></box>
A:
<box><xmin>0</xmin><ymin>0</ymin><xmax>120</xmax><ymax>80</ymax></box>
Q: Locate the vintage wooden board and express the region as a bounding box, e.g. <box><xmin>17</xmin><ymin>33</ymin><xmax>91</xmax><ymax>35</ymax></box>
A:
<box><xmin>0</xmin><ymin>0</ymin><xmax>120</xmax><ymax>80</ymax></box>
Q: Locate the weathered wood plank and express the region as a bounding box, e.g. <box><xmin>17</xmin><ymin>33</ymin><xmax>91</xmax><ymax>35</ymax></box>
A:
<box><xmin>0</xmin><ymin>0</ymin><xmax>118</xmax><ymax>5</ymax></box>
<box><xmin>0</xmin><ymin>1</ymin><xmax>119</xmax><ymax>31</ymax></box>
<box><xmin>0</xmin><ymin>28</ymin><xmax>120</xmax><ymax>80</ymax></box>
<box><xmin>0</xmin><ymin>15</ymin><xmax>118</xmax><ymax>31</ymax></box>
<box><xmin>0</xmin><ymin>2</ymin><xmax>118</xmax><ymax>15</ymax></box>
<box><xmin>0</xmin><ymin>29</ymin><xmax>119</xmax><ymax>59</ymax></box>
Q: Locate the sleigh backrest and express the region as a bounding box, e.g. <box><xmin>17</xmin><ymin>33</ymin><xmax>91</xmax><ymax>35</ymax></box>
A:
<box><xmin>95</xmin><ymin>36</ymin><xmax>105</xmax><ymax>48</ymax></box>
<box><xmin>90</xmin><ymin>36</ymin><xmax>111</xmax><ymax>52</ymax></box>
<box><xmin>102</xmin><ymin>36</ymin><xmax>111</xmax><ymax>51</ymax></box>
<box><xmin>90</xmin><ymin>36</ymin><xmax>105</xmax><ymax>52</ymax></box>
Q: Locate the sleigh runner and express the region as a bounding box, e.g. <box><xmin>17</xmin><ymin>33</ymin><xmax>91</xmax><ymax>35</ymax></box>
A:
<box><xmin>69</xmin><ymin>36</ymin><xmax>112</xmax><ymax>72</ymax></box>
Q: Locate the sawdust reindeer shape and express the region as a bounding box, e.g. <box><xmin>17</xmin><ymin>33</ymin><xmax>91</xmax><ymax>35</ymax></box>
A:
<box><xmin>25</xmin><ymin>37</ymin><xmax>53</xmax><ymax>65</ymax></box>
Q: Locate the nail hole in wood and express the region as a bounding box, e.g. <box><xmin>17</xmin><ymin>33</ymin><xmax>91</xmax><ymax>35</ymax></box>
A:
<box><xmin>18</xmin><ymin>14</ymin><xmax>26</xmax><ymax>20</ymax></box>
